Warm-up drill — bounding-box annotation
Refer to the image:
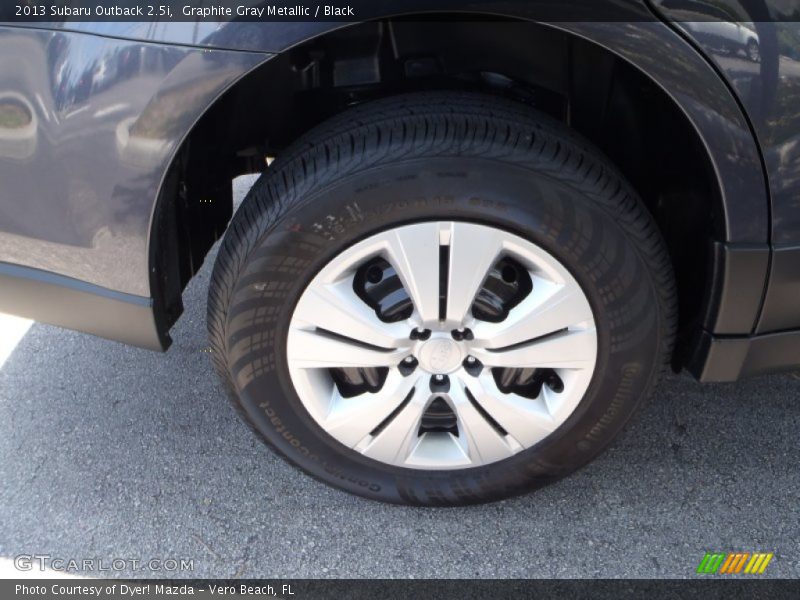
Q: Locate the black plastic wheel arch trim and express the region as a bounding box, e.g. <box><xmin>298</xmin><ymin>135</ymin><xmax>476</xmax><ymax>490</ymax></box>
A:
<box><xmin>688</xmin><ymin>329</ymin><xmax>800</xmax><ymax>382</ymax></box>
<box><xmin>756</xmin><ymin>245</ymin><xmax>800</xmax><ymax>334</ymax></box>
<box><xmin>0</xmin><ymin>261</ymin><xmax>167</xmax><ymax>351</ymax></box>
<box><xmin>704</xmin><ymin>242</ymin><xmax>770</xmax><ymax>335</ymax></box>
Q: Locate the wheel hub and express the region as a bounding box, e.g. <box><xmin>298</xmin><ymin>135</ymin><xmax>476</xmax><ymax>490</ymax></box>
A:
<box><xmin>417</xmin><ymin>337</ymin><xmax>464</xmax><ymax>374</ymax></box>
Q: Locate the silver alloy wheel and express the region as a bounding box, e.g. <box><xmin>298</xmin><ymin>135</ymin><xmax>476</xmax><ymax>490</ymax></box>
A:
<box><xmin>287</xmin><ymin>221</ymin><xmax>597</xmax><ymax>469</ymax></box>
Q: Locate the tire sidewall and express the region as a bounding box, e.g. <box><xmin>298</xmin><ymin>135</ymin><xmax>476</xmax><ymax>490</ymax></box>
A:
<box><xmin>224</xmin><ymin>157</ymin><xmax>664</xmax><ymax>505</ymax></box>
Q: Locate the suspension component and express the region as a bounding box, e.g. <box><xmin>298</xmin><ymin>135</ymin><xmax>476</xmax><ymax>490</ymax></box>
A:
<box><xmin>419</xmin><ymin>397</ymin><xmax>459</xmax><ymax>436</ymax></box>
<box><xmin>353</xmin><ymin>257</ymin><xmax>413</xmax><ymax>323</ymax></box>
<box><xmin>471</xmin><ymin>257</ymin><xmax>533</xmax><ymax>322</ymax></box>
<box><xmin>330</xmin><ymin>367</ymin><xmax>389</xmax><ymax>398</ymax></box>
<box><xmin>492</xmin><ymin>367</ymin><xmax>564</xmax><ymax>399</ymax></box>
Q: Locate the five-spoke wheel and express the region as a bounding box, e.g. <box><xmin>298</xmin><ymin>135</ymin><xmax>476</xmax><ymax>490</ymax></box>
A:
<box><xmin>287</xmin><ymin>222</ymin><xmax>597</xmax><ymax>469</ymax></box>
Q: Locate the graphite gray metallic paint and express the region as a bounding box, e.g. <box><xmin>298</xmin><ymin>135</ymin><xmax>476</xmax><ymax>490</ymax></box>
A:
<box><xmin>0</xmin><ymin>17</ymin><xmax>768</xmax><ymax>274</ymax></box>
<box><xmin>0</xmin><ymin>26</ymin><xmax>269</xmax><ymax>296</ymax></box>
<box><xmin>651</xmin><ymin>0</ymin><xmax>800</xmax><ymax>334</ymax></box>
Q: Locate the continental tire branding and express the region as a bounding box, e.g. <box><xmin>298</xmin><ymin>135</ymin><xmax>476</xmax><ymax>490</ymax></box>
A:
<box><xmin>257</xmin><ymin>400</ymin><xmax>318</xmax><ymax>462</ymax></box>
<box><xmin>259</xmin><ymin>400</ymin><xmax>383</xmax><ymax>493</ymax></box>
<box><xmin>583</xmin><ymin>362</ymin><xmax>640</xmax><ymax>445</ymax></box>
<box><xmin>323</xmin><ymin>465</ymin><xmax>381</xmax><ymax>493</ymax></box>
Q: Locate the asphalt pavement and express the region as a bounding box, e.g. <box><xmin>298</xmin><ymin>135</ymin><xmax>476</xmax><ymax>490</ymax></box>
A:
<box><xmin>0</xmin><ymin>177</ymin><xmax>798</xmax><ymax>579</ymax></box>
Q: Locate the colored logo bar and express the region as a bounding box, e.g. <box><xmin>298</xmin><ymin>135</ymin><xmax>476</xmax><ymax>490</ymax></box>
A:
<box><xmin>696</xmin><ymin>552</ymin><xmax>773</xmax><ymax>574</ymax></box>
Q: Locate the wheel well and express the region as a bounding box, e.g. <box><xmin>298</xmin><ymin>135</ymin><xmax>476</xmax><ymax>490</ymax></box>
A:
<box><xmin>150</xmin><ymin>17</ymin><xmax>723</xmax><ymax>361</ymax></box>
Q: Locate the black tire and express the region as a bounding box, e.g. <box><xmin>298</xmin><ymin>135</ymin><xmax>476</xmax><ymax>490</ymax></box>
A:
<box><xmin>208</xmin><ymin>92</ymin><xmax>677</xmax><ymax>505</ymax></box>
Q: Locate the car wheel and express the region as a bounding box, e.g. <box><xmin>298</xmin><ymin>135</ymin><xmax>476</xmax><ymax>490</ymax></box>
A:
<box><xmin>207</xmin><ymin>92</ymin><xmax>677</xmax><ymax>505</ymax></box>
<box><xmin>747</xmin><ymin>39</ymin><xmax>760</xmax><ymax>62</ymax></box>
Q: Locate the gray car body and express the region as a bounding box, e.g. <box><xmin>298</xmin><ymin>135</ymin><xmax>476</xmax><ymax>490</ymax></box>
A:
<box><xmin>0</xmin><ymin>0</ymin><xmax>797</xmax><ymax>381</ymax></box>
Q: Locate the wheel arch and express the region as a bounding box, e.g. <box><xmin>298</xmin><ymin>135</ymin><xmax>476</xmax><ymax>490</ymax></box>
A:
<box><xmin>148</xmin><ymin>15</ymin><xmax>769</xmax><ymax>373</ymax></box>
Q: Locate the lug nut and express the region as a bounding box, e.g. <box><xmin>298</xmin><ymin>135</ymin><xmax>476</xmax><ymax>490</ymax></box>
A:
<box><xmin>463</xmin><ymin>356</ymin><xmax>483</xmax><ymax>376</ymax></box>
<box><xmin>410</xmin><ymin>328</ymin><xmax>431</xmax><ymax>341</ymax></box>
<box><xmin>429</xmin><ymin>374</ymin><xmax>450</xmax><ymax>393</ymax></box>
<box><xmin>451</xmin><ymin>328</ymin><xmax>474</xmax><ymax>341</ymax></box>
<box><xmin>399</xmin><ymin>356</ymin><xmax>418</xmax><ymax>376</ymax></box>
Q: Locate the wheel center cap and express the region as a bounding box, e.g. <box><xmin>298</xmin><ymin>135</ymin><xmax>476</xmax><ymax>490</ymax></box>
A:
<box><xmin>418</xmin><ymin>338</ymin><xmax>464</xmax><ymax>374</ymax></box>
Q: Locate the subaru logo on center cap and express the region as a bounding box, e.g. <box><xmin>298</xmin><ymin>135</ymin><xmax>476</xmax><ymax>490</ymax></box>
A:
<box><xmin>419</xmin><ymin>338</ymin><xmax>463</xmax><ymax>373</ymax></box>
